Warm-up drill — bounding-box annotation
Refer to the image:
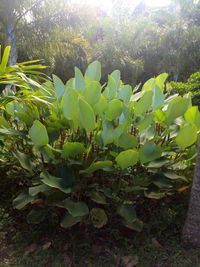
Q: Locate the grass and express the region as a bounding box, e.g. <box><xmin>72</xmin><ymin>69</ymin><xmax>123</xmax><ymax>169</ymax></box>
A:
<box><xmin>0</xmin><ymin>168</ymin><xmax>200</xmax><ymax>266</ymax></box>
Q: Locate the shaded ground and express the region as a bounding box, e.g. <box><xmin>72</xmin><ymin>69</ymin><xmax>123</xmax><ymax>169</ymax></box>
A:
<box><xmin>0</xmin><ymin>171</ymin><xmax>200</xmax><ymax>267</ymax></box>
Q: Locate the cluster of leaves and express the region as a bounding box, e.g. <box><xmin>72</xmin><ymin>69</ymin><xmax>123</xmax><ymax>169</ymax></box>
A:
<box><xmin>0</xmin><ymin>46</ymin><xmax>199</xmax><ymax>232</ymax></box>
<box><xmin>168</xmin><ymin>72</ymin><xmax>200</xmax><ymax>106</ymax></box>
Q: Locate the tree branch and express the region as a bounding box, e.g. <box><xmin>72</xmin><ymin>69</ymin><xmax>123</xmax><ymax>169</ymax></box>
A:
<box><xmin>15</xmin><ymin>0</ymin><xmax>45</xmax><ymax>27</ymax></box>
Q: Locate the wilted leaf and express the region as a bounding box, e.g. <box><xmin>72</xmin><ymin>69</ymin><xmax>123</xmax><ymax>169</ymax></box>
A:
<box><xmin>121</xmin><ymin>255</ymin><xmax>139</xmax><ymax>267</ymax></box>
<box><xmin>90</xmin><ymin>208</ymin><xmax>108</xmax><ymax>228</ymax></box>
<box><xmin>42</xmin><ymin>241</ymin><xmax>52</xmax><ymax>251</ymax></box>
<box><xmin>24</xmin><ymin>243</ymin><xmax>37</xmax><ymax>256</ymax></box>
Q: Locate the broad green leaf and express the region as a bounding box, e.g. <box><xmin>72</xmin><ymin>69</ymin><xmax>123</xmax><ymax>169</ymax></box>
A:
<box><xmin>101</xmin><ymin>121</ymin><xmax>114</xmax><ymax>145</ymax></box>
<box><xmin>85</xmin><ymin>61</ymin><xmax>101</xmax><ymax>82</ymax></box>
<box><xmin>78</xmin><ymin>97</ymin><xmax>95</xmax><ymax>132</ymax></box>
<box><xmin>29</xmin><ymin>120</ymin><xmax>49</xmax><ymax>148</ymax></box>
<box><xmin>145</xmin><ymin>158</ymin><xmax>171</xmax><ymax>168</ymax></box>
<box><xmin>13</xmin><ymin>192</ymin><xmax>36</xmax><ymax>210</ymax></box>
<box><xmin>88</xmin><ymin>191</ymin><xmax>107</xmax><ymax>204</ymax></box>
<box><xmin>45</xmin><ymin>191</ymin><xmax>67</xmax><ymax>207</ymax></box>
<box><xmin>107</xmin><ymin>75</ymin><xmax>117</xmax><ymax>98</ymax></box>
<box><xmin>13</xmin><ymin>150</ymin><xmax>34</xmax><ymax>173</ymax></box>
<box><xmin>165</xmin><ymin>97</ymin><xmax>190</xmax><ymax>125</ymax></box>
<box><xmin>163</xmin><ymin>170</ymin><xmax>187</xmax><ymax>181</ymax></box>
<box><xmin>93</xmin><ymin>95</ymin><xmax>107</xmax><ymax>115</ymax></box>
<box><xmin>27</xmin><ymin>207</ymin><xmax>47</xmax><ymax>224</ymax></box>
<box><xmin>80</xmin><ymin>81</ymin><xmax>101</xmax><ymax>105</ymax></box>
<box><xmin>80</xmin><ymin>161</ymin><xmax>112</xmax><ymax>174</ymax></box>
<box><xmin>117</xmin><ymin>133</ymin><xmax>138</xmax><ymax>149</ymax></box>
<box><xmin>137</xmin><ymin>114</ymin><xmax>154</xmax><ymax>132</ymax></box>
<box><xmin>155</xmin><ymin>73</ymin><xmax>168</xmax><ymax>91</ymax></box>
<box><xmin>184</xmin><ymin>106</ymin><xmax>200</xmax><ymax>130</ymax></box>
<box><xmin>117</xmin><ymin>204</ymin><xmax>136</xmax><ymax>223</ymax></box>
<box><xmin>144</xmin><ymin>187</ymin><xmax>165</xmax><ymax>199</ymax></box>
<box><xmin>152</xmin><ymin>175</ymin><xmax>173</xmax><ymax>189</ymax></box>
<box><xmin>60</xmin><ymin>212</ymin><xmax>82</xmax><ymax>228</ymax></box>
<box><xmin>61</xmin><ymin>142</ymin><xmax>85</xmax><ymax>159</ymax></box>
<box><xmin>61</xmin><ymin>87</ymin><xmax>79</xmax><ymax>120</ymax></box>
<box><xmin>54</xmin><ymin>165</ymin><xmax>76</xmax><ymax>188</ymax></box>
<box><xmin>134</xmin><ymin>91</ymin><xmax>153</xmax><ymax>116</ymax></box>
<box><xmin>111</xmin><ymin>69</ymin><xmax>120</xmax><ymax>89</ymax></box>
<box><xmin>0</xmin><ymin>116</ymin><xmax>10</xmax><ymax>128</ymax></box>
<box><xmin>175</xmin><ymin>123</ymin><xmax>197</xmax><ymax>149</ymax></box>
<box><xmin>0</xmin><ymin>46</ymin><xmax>10</xmax><ymax>74</ymax></box>
<box><xmin>29</xmin><ymin>184</ymin><xmax>50</xmax><ymax>196</ymax></box>
<box><xmin>142</xmin><ymin>78</ymin><xmax>156</xmax><ymax>92</ymax></box>
<box><xmin>130</xmin><ymin>91</ymin><xmax>142</xmax><ymax>102</ymax></box>
<box><xmin>114</xmin><ymin>123</ymin><xmax>127</xmax><ymax>140</ymax></box>
<box><xmin>74</xmin><ymin>67</ymin><xmax>85</xmax><ymax>91</ymax></box>
<box><xmin>105</xmin><ymin>99</ymin><xmax>123</xmax><ymax>121</ymax></box>
<box><xmin>154</xmin><ymin>109</ymin><xmax>166</xmax><ymax>123</ymax></box>
<box><xmin>152</xmin><ymin>85</ymin><xmax>164</xmax><ymax>111</ymax></box>
<box><xmin>133</xmin><ymin>176</ymin><xmax>151</xmax><ymax>187</ymax></box>
<box><xmin>139</xmin><ymin>142</ymin><xmax>162</xmax><ymax>164</ymax></box>
<box><xmin>116</xmin><ymin>149</ymin><xmax>139</xmax><ymax>170</ymax></box>
<box><xmin>90</xmin><ymin>208</ymin><xmax>108</xmax><ymax>228</ymax></box>
<box><xmin>53</xmin><ymin>74</ymin><xmax>65</xmax><ymax>100</ymax></box>
<box><xmin>117</xmin><ymin>85</ymin><xmax>132</xmax><ymax>104</ymax></box>
<box><xmin>122</xmin><ymin>218</ymin><xmax>143</xmax><ymax>232</ymax></box>
<box><xmin>16</xmin><ymin>112</ymin><xmax>34</xmax><ymax>126</ymax></box>
<box><xmin>62</xmin><ymin>199</ymin><xmax>89</xmax><ymax>217</ymax></box>
<box><xmin>66</xmin><ymin>78</ymin><xmax>74</xmax><ymax>87</ymax></box>
<box><xmin>40</xmin><ymin>171</ymin><xmax>71</xmax><ymax>194</ymax></box>
<box><xmin>6</xmin><ymin>102</ymin><xmax>15</xmax><ymax>116</ymax></box>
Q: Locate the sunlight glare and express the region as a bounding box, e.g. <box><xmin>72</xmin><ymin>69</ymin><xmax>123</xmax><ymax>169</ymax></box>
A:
<box><xmin>76</xmin><ymin>0</ymin><xmax>172</xmax><ymax>10</ymax></box>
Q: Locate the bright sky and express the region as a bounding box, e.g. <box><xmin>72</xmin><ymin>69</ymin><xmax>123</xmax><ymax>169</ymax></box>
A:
<box><xmin>81</xmin><ymin>0</ymin><xmax>171</xmax><ymax>11</ymax></box>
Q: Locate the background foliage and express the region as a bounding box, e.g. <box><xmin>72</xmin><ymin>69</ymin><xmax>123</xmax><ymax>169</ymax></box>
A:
<box><xmin>0</xmin><ymin>0</ymin><xmax>200</xmax><ymax>86</ymax></box>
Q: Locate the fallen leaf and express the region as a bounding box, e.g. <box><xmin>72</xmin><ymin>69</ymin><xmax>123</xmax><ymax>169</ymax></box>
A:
<box><xmin>122</xmin><ymin>255</ymin><xmax>138</xmax><ymax>267</ymax></box>
<box><xmin>31</xmin><ymin>199</ymin><xmax>45</xmax><ymax>208</ymax></box>
<box><xmin>42</xmin><ymin>241</ymin><xmax>52</xmax><ymax>250</ymax></box>
<box><xmin>177</xmin><ymin>185</ymin><xmax>190</xmax><ymax>193</ymax></box>
<box><xmin>24</xmin><ymin>243</ymin><xmax>37</xmax><ymax>256</ymax></box>
<box><xmin>152</xmin><ymin>238</ymin><xmax>162</xmax><ymax>248</ymax></box>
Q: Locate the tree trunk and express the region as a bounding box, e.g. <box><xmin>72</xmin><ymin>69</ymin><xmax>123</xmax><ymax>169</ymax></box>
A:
<box><xmin>6</xmin><ymin>7</ymin><xmax>17</xmax><ymax>65</ymax></box>
<box><xmin>182</xmin><ymin>135</ymin><xmax>200</xmax><ymax>246</ymax></box>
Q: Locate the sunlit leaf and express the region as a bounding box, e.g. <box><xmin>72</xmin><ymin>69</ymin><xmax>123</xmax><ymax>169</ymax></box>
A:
<box><xmin>175</xmin><ymin>123</ymin><xmax>197</xmax><ymax>149</ymax></box>
<box><xmin>85</xmin><ymin>61</ymin><xmax>101</xmax><ymax>82</ymax></box>
<box><xmin>78</xmin><ymin>97</ymin><xmax>95</xmax><ymax>132</ymax></box>
<box><xmin>29</xmin><ymin>120</ymin><xmax>49</xmax><ymax>148</ymax></box>
<box><xmin>116</xmin><ymin>149</ymin><xmax>139</xmax><ymax>169</ymax></box>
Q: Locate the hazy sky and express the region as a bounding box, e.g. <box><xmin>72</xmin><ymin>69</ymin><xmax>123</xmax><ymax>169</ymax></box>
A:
<box><xmin>73</xmin><ymin>0</ymin><xmax>172</xmax><ymax>11</ymax></box>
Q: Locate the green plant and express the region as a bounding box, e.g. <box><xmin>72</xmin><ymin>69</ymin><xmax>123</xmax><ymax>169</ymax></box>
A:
<box><xmin>168</xmin><ymin>72</ymin><xmax>200</xmax><ymax>107</ymax></box>
<box><xmin>0</xmin><ymin>46</ymin><xmax>199</xmax><ymax>232</ymax></box>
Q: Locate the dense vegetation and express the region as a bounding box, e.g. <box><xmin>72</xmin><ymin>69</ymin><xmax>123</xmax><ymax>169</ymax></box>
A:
<box><xmin>0</xmin><ymin>45</ymin><xmax>199</xmax><ymax>231</ymax></box>
<box><xmin>0</xmin><ymin>0</ymin><xmax>200</xmax><ymax>85</ymax></box>
<box><xmin>0</xmin><ymin>0</ymin><xmax>200</xmax><ymax>265</ymax></box>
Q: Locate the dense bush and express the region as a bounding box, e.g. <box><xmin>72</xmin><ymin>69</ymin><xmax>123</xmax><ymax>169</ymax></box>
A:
<box><xmin>0</xmin><ymin>46</ymin><xmax>199</xmax><ymax>232</ymax></box>
<box><xmin>168</xmin><ymin>72</ymin><xmax>200</xmax><ymax>107</ymax></box>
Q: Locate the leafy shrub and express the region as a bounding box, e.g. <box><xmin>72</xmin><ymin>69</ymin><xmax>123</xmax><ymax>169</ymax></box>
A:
<box><xmin>0</xmin><ymin>46</ymin><xmax>199</xmax><ymax>232</ymax></box>
<box><xmin>168</xmin><ymin>72</ymin><xmax>200</xmax><ymax>107</ymax></box>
